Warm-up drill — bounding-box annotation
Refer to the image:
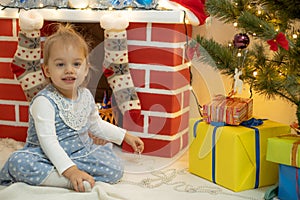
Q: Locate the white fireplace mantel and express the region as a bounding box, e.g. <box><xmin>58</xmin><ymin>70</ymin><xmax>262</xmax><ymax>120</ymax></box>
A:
<box><xmin>0</xmin><ymin>7</ymin><xmax>185</xmax><ymax>23</ymax></box>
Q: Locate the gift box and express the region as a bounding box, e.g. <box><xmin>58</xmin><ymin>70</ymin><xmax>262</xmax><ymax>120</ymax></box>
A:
<box><xmin>266</xmin><ymin>135</ymin><xmax>300</xmax><ymax>200</ymax></box>
<box><xmin>189</xmin><ymin>118</ymin><xmax>290</xmax><ymax>192</ymax></box>
<box><xmin>266</xmin><ymin>135</ymin><xmax>300</xmax><ymax>168</ymax></box>
<box><xmin>203</xmin><ymin>95</ymin><xmax>253</xmax><ymax>125</ymax></box>
<box><xmin>278</xmin><ymin>164</ymin><xmax>300</xmax><ymax>200</ymax></box>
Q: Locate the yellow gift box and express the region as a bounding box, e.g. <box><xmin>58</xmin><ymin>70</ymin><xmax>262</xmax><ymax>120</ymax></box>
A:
<box><xmin>267</xmin><ymin>135</ymin><xmax>300</xmax><ymax>167</ymax></box>
<box><xmin>189</xmin><ymin>118</ymin><xmax>290</xmax><ymax>192</ymax></box>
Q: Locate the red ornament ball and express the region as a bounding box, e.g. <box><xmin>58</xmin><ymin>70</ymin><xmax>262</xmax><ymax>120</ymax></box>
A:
<box><xmin>233</xmin><ymin>33</ymin><xmax>250</xmax><ymax>49</ymax></box>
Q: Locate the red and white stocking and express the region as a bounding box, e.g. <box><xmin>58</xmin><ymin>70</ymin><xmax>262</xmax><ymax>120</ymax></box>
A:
<box><xmin>100</xmin><ymin>13</ymin><xmax>143</xmax><ymax>126</ymax></box>
<box><xmin>11</xmin><ymin>10</ymin><xmax>46</xmax><ymax>101</ymax></box>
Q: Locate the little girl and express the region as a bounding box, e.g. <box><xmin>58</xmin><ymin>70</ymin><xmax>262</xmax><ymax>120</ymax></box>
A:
<box><xmin>0</xmin><ymin>24</ymin><xmax>144</xmax><ymax>192</ymax></box>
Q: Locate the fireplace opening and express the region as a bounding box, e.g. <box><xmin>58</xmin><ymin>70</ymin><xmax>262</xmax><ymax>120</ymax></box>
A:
<box><xmin>65</xmin><ymin>22</ymin><xmax>112</xmax><ymax>104</ymax></box>
<box><xmin>68</xmin><ymin>23</ymin><xmax>119</xmax><ymax>124</ymax></box>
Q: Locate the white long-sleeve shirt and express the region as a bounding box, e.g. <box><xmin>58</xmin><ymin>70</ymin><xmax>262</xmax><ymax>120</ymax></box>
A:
<box><xmin>30</xmin><ymin>95</ymin><xmax>126</xmax><ymax>175</ymax></box>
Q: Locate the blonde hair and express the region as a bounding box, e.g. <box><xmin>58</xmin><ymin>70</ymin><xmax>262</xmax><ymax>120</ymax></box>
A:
<box><xmin>43</xmin><ymin>23</ymin><xmax>91</xmax><ymax>86</ymax></box>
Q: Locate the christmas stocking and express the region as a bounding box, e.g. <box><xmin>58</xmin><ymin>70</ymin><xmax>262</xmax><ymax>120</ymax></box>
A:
<box><xmin>11</xmin><ymin>10</ymin><xmax>46</xmax><ymax>101</ymax></box>
<box><xmin>100</xmin><ymin>13</ymin><xmax>143</xmax><ymax>126</ymax></box>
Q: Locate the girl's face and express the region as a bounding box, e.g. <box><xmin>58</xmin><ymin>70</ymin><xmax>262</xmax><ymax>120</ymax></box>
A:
<box><xmin>43</xmin><ymin>41</ymin><xmax>89</xmax><ymax>99</ymax></box>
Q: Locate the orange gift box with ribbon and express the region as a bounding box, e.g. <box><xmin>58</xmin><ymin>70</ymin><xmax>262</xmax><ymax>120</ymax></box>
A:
<box><xmin>203</xmin><ymin>95</ymin><xmax>253</xmax><ymax>125</ymax></box>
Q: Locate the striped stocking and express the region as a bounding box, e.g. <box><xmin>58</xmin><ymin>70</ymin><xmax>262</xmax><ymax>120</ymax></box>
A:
<box><xmin>100</xmin><ymin>14</ymin><xmax>143</xmax><ymax>126</ymax></box>
<box><xmin>10</xmin><ymin>10</ymin><xmax>46</xmax><ymax>101</ymax></box>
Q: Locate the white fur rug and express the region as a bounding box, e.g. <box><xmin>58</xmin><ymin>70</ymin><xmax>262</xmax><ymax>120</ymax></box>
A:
<box><xmin>0</xmin><ymin>138</ymin><xmax>269</xmax><ymax>200</ymax></box>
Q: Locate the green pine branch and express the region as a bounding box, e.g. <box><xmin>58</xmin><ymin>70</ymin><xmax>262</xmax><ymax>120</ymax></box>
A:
<box><xmin>258</xmin><ymin>0</ymin><xmax>300</xmax><ymax>20</ymax></box>
<box><xmin>196</xmin><ymin>36</ymin><xmax>236</xmax><ymax>76</ymax></box>
<box><xmin>238</xmin><ymin>11</ymin><xmax>276</xmax><ymax>39</ymax></box>
<box><xmin>199</xmin><ymin>0</ymin><xmax>300</xmax><ymax>124</ymax></box>
<box><xmin>205</xmin><ymin>0</ymin><xmax>243</xmax><ymax>23</ymax></box>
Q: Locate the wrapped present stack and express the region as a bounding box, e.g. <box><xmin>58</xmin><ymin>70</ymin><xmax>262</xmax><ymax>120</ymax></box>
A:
<box><xmin>267</xmin><ymin>135</ymin><xmax>300</xmax><ymax>200</ymax></box>
<box><xmin>189</xmin><ymin>96</ymin><xmax>291</xmax><ymax>192</ymax></box>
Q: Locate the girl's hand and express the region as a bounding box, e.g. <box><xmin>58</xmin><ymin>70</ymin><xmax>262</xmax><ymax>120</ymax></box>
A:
<box><xmin>88</xmin><ymin>132</ymin><xmax>108</xmax><ymax>145</ymax></box>
<box><xmin>62</xmin><ymin>166</ymin><xmax>95</xmax><ymax>192</ymax></box>
<box><xmin>124</xmin><ymin>132</ymin><xmax>144</xmax><ymax>153</ymax></box>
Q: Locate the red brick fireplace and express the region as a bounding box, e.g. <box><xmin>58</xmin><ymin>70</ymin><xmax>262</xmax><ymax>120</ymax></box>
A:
<box><xmin>0</xmin><ymin>8</ymin><xmax>192</xmax><ymax>157</ymax></box>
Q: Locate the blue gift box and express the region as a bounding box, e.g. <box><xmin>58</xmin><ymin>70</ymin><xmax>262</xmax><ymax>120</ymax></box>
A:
<box><xmin>278</xmin><ymin>164</ymin><xmax>300</xmax><ymax>200</ymax></box>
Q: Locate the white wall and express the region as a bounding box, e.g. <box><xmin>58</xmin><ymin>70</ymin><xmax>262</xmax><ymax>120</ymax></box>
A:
<box><xmin>189</xmin><ymin>17</ymin><xmax>297</xmax><ymax>128</ymax></box>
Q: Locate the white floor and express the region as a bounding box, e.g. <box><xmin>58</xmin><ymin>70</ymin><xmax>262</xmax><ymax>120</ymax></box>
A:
<box><xmin>0</xmin><ymin>138</ymin><xmax>271</xmax><ymax>200</ymax></box>
<box><xmin>115</xmin><ymin>146</ymin><xmax>270</xmax><ymax>200</ymax></box>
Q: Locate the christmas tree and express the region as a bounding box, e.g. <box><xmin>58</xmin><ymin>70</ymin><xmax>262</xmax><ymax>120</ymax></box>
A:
<box><xmin>194</xmin><ymin>0</ymin><xmax>300</xmax><ymax>132</ymax></box>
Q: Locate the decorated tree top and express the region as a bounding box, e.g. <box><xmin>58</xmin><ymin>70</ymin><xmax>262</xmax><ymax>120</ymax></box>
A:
<box><xmin>194</xmin><ymin>0</ymin><xmax>300</xmax><ymax>131</ymax></box>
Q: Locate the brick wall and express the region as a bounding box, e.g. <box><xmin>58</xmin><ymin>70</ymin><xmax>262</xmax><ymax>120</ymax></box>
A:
<box><xmin>123</xmin><ymin>22</ymin><xmax>192</xmax><ymax>157</ymax></box>
<box><xmin>0</xmin><ymin>18</ymin><xmax>28</xmax><ymax>141</ymax></box>
<box><xmin>0</xmin><ymin>18</ymin><xmax>192</xmax><ymax>157</ymax></box>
